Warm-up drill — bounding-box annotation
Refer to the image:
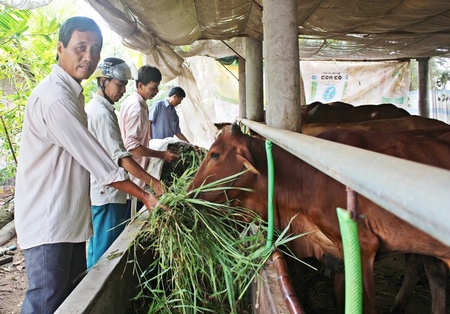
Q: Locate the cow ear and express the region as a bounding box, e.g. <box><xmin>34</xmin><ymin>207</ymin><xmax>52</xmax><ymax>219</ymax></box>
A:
<box><xmin>237</xmin><ymin>154</ymin><xmax>261</xmax><ymax>176</ymax></box>
<box><xmin>307</xmin><ymin>103</ymin><xmax>320</xmax><ymax>117</ymax></box>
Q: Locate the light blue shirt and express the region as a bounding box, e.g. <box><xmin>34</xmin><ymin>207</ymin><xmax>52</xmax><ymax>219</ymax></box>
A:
<box><xmin>149</xmin><ymin>99</ymin><xmax>181</xmax><ymax>139</ymax></box>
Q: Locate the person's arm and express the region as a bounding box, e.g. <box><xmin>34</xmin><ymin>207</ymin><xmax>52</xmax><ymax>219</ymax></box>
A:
<box><xmin>45</xmin><ymin>99</ymin><xmax>160</xmax><ymax>213</ymax></box>
<box><xmin>119</xmin><ymin>156</ymin><xmax>165</xmax><ymax>196</ymax></box>
<box><xmin>110</xmin><ymin>179</ymin><xmax>161</xmax><ymax>212</ymax></box>
<box><xmin>129</xmin><ymin>145</ymin><xmax>179</xmax><ymax>163</ymax></box>
<box><xmin>175</xmin><ymin>132</ymin><xmax>189</xmax><ymax>142</ymax></box>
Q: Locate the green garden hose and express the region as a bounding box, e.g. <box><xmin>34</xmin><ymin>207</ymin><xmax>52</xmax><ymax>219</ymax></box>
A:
<box><xmin>337</xmin><ymin>207</ymin><xmax>363</xmax><ymax>313</ymax></box>
<box><xmin>265</xmin><ymin>140</ymin><xmax>275</xmax><ymax>249</ymax></box>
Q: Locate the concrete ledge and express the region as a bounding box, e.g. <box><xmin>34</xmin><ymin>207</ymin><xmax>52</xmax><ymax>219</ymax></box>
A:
<box><xmin>252</xmin><ymin>259</ymin><xmax>290</xmax><ymax>314</ymax></box>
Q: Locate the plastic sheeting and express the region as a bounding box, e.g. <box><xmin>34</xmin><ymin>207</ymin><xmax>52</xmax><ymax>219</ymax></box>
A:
<box><xmin>5</xmin><ymin>0</ymin><xmax>450</xmax><ymax>83</ymax></box>
<box><xmin>5</xmin><ymin>1</ymin><xmax>450</xmax><ymax>65</ymax></box>
<box><xmin>161</xmin><ymin>57</ymin><xmax>239</xmax><ymax>149</ymax></box>
<box><xmin>4</xmin><ymin>0</ymin><xmax>450</xmax><ymax>143</ymax></box>
<box><xmin>78</xmin><ymin>0</ymin><xmax>450</xmax><ymax>81</ymax></box>
<box><xmin>0</xmin><ymin>0</ymin><xmax>53</xmax><ymax>9</ymax></box>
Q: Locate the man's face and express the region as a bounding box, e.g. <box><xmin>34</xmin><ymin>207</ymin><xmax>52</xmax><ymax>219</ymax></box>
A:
<box><xmin>173</xmin><ymin>95</ymin><xmax>184</xmax><ymax>106</ymax></box>
<box><xmin>103</xmin><ymin>78</ymin><xmax>128</xmax><ymax>103</ymax></box>
<box><xmin>57</xmin><ymin>30</ymin><xmax>102</xmax><ymax>83</ymax></box>
<box><xmin>138</xmin><ymin>81</ymin><xmax>160</xmax><ymax>100</ymax></box>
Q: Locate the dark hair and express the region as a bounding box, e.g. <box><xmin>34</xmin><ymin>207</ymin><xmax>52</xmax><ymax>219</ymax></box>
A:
<box><xmin>136</xmin><ymin>65</ymin><xmax>162</xmax><ymax>88</ymax></box>
<box><xmin>56</xmin><ymin>16</ymin><xmax>103</xmax><ymax>61</ymax></box>
<box><xmin>168</xmin><ymin>86</ymin><xmax>186</xmax><ymax>98</ymax></box>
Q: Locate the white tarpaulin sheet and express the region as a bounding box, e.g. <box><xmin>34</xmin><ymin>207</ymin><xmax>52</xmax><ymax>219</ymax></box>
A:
<box><xmin>147</xmin><ymin>137</ymin><xmax>182</xmax><ymax>180</ymax></box>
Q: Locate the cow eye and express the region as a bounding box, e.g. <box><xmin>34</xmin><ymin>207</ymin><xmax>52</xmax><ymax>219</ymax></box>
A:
<box><xmin>210</xmin><ymin>152</ymin><xmax>220</xmax><ymax>159</ymax></box>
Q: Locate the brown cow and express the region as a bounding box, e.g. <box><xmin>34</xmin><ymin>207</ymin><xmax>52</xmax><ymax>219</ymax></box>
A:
<box><xmin>301</xmin><ymin>117</ymin><xmax>450</xmax><ymax>313</ymax></box>
<box><xmin>316</xmin><ymin>126</ymin><xmax>450</xmax><ymax>314</ymax></box>
<box><xmin>189</xmin><ymin>123</ymin><xmax>450</xmax><ymax>314</ymax></box>
<box><xmin>302</xmin><ymin>115</ymin><xmax>448</xmax><ymax>137</ymax></box>
<box><xmin>302</xmin><ymin>102</ymin><xmax>410</xmax><ymax>125</ymax></box>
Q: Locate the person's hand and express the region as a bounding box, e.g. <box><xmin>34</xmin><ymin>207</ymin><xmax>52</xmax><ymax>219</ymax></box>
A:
<box><xmin>150</xmin><ymin>178</ymin><xmax>166</xmax><ymax>196</ymax></box>
<box><xmin>162</xmin><ymin>150</ymin><xmax>179</xmax><ymax>163</ymax></box>
<box><xmin>142</xmin><ymin>192</ymin><xmax>167</xmax><ymax>212</ymax></box>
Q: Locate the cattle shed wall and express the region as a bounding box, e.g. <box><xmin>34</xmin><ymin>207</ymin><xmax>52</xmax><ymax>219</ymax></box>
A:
<box><xmin>55</xmin><ymin>212</ymin><xmax>294</xmax><ymax>313</ymax></box>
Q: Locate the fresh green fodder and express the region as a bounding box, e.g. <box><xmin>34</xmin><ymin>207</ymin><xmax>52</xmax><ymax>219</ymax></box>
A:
<box><xmin>130</xmin><ymin>165</ymin><xmax>302</xmax><ymax>314</ymax></box>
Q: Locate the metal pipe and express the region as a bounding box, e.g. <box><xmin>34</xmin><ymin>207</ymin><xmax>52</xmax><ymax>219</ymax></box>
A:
<box><xmin>237</xmin><ymin>118</ymin><xmax>450</xmax><ymax>247</ymax></box>
<box><xmin>346</xmin><ymin>187</ymin><xmax>358</xmax><ymax>221</ymax></box>
<box><xmin>272</xmin><ymin>250</ymin><xmax>306</xmax><ymax>314</ymax></box>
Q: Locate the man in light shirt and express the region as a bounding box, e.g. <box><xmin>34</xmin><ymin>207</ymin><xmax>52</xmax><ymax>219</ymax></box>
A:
<box><xmin>85</xmin><ymin>57</ymin><xmax>167</xmax><ymax>268</ymax></box>
<box><xmin>14</xmin><ymin>17</ymin><xmax>161</xmax><ymax>314</ymax></box>
<box><xmin>119</xmin><ymin>65</ymin><xmax>178</xmax><ymax>212</ymax></box>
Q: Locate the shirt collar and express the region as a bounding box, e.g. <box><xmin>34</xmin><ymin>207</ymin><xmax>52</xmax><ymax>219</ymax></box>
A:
<box><xmin>164</xmin><ymin>98</ymin><xmax>171</xmax><ymax>109</ymax></box>
<box><xmin>92</xmin><ymin>93</ymin><xmax>115</xmax><ymax>113</ymax></box>
<box><xmin>52</xmin><ymin>64</ymin><xmax>83</xmax><ymax>97</ymax></box>
<box><xmin>135</xmin><ymin>92</ymin><xmax>148</xmax><ymax>108</ymax></box>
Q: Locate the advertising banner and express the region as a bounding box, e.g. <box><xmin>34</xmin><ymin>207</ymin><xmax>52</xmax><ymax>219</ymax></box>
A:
<box><xmin>301</xmin><ymin>61</ymin><xmax>410</xmax><ymax>107</ymax></box>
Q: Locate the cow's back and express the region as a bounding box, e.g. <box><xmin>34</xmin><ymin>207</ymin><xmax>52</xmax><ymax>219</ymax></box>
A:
<box><xmin>302</xmin><ymin>115</ymin><xmax>448</xmax><ymax>136</ymax></box>
<box><xmin>316</xmin><ymin>126</ymin><xmax>450</xmax><ymax>159</ymax></box>
<box><xmin>303</xmin><ymin>102</ymin><xmax>410</xmax><ymax>124</ymax></box>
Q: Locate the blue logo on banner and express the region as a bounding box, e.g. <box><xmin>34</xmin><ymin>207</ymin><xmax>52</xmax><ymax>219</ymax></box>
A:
<box><xmin>323</xmin><ymin>85</ymin><xmax>337</xmax><ymax>101</ymax></box>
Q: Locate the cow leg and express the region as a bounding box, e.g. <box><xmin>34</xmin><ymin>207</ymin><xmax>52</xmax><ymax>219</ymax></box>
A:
<box><xmin>358</xmin><ymin>228</ymin><xmax>380</xmax><ymax>314</ymax></box>
<box><xmin>422</xmin><ymin>255</ymin><xmax>447</xmax><ymax>314</ymax></box>
<box><xmin>360</xmin><ymin>257</ymin><xmax>378</xmax><ymax>314</ymax></box>
<box><xmin>334</xmin><ymin>271</ymin><xmax>345</xmax><ymax>314</ymax></box>
<box><xmin>390</xmin><ymin>254</ymin><xmax>421</xmax><ymax>313</ymax></box>
<box><xmin>319</xmin><ymin>253</ymin><xmax>345</xmax><ymax>313</ymax></box>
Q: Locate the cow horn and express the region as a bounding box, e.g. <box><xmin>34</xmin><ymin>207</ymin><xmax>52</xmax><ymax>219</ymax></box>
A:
<box><xmin>231</xmin><ymin>123</ymin><xmax>241</xmax><ymax>134</ymax></box>
<box><xmin>307</xmin><ymin>103</ymin><xmax>320</xmax><ymax>117</ymax></box>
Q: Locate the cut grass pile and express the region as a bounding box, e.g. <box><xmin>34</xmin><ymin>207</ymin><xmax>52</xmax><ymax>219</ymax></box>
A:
<box><xmin>130</xmin><ymin>160</ymin><xmax>300</xmax><ymax>314</ymax></box>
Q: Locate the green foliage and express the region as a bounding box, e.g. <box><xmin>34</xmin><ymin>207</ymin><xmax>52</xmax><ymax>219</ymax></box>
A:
<box><xmin>410</xmin><ymin>57</ymin><xmax>450</xmax><ymax>91</ymax></box>
<box><xmin>0</xmin><ymin>5</ymin><xmax>73</xmax><ymax>183</ymax></box>
<box><xmin>0</xmin><ymin>2</ymin><xmax>143</xmax><ymax>183</ymax></box>
<box><xmin>159</xmin><ymin>142</ymin><xmax>207</xmax><ymax>187</ymax></box>
<box><xmin>431</xmin><ymin>56</ymin><xmax>450</xmax><ymax>89</ymax></box>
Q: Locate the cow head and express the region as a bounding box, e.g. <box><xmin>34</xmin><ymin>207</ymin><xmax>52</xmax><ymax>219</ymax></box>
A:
<box><xmin>189</xmin><ymin>123</ymin><xmax>263</xmax><ymax>207</ymax></box>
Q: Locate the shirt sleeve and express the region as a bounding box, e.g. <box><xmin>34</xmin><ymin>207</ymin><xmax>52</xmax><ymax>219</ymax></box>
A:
<box><xmin>174</xmin><ymin>113</ymin><xmax>182</xmax><ymax>134</ymax></box>
<box><xmin>89</xmin><ymin>113</ymin><xmax>132</xmax><ymax>165</ymax></box>
<box><xmin>122</xmin><ymin>105</ymin><xmax>146</xmax><ymax>151</ymax></box>
<box><xmin>44</xmin><ymin>98</ymin><xmax>129</xmax><ymax>185</ymax></box>
<box><xmin>149</xmin><ymin>102</ymin><xmax>159</xmax><ymax>123</ymax></box>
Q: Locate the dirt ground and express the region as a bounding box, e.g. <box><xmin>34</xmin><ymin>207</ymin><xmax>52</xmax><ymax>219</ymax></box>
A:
<box><xmin>297</xmin><ymin>255</ymin><xmax>450</xmax><ymax>314</ymax></box>
<box><xmin>0</xmin><ymin>186</ymin><xmax>26</xmax><ymax>314</ymax></box>
<box><xmin>0</xmin><ymin>235</ymin><xmax>26</xmax><ymax>314</ymax></box>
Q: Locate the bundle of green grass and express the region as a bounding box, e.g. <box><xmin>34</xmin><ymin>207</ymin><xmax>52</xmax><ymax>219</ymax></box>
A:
<box><xmin>130</xmin><ymin>151</ymin><xmax>297</xmax><ymax>314</ymax></box>
<box><xmin>159</xmin><ymin>142</ymin><xmax>207</xmax><ymax>186</ymax></box>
